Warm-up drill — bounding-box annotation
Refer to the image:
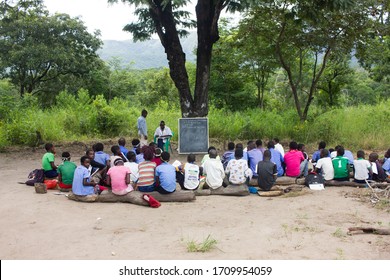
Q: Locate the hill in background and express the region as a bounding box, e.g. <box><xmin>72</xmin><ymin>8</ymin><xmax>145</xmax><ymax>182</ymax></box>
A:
<box><xmin>98</xmin><ymin>32</ymin><xmax>197</xmax><ymax>69</ymax></box>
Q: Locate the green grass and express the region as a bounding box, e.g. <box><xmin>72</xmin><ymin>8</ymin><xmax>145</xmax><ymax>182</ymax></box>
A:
<box><xmin>186</xmin><ymin>235</ymin><xmax>218</xmax><ymax>253</ymax></box>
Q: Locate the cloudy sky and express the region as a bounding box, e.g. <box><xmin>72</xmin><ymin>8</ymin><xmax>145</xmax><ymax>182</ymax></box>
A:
<box><xmin>44</xmin><ymin>0</ymin><xmax>138</xmax><ymax>40</ymax></box>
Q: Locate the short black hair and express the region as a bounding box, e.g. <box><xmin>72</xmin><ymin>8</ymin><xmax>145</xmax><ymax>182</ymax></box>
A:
<box><xmin>187</xmin><ymin>153</ymin><xmax>196</xmax><ymax>163</ymax></box>
<box><xmin>94</xmin><ymin>143</ymin><xmax>104</xmax><ymax>152</ymax></box>
<box><xmin>318</xmin><ymin>141</ymin><xmax>326</xmax><ymax>150</ymax></box>
<box><xmin>227</xmin><ymin>142</ymin><xmax>235</xmax><ymax>150</ymax></box>
<box><xmin>45</xmin><ymin>143</ymin><xmax>53</xmax><ymax>151</ymax></box>
<box><xmin>289</xmin><ymin>141</ymin><xmax>298</xmax><ymax>150</ymax></box>
<box><xmin>320</xmin><ymin>149</ymin><xmax>328</xmax><ymax>158</ymax></box>
<box><xmin>111</xmin><ymin>145</ymin><xmax>120</xmax><ymax>154</ymax></box>
<box><xmin>209</xmin><ymin>149</ymin><xmax>217</xmax><ymax>158</ymax></box>
<box><xmin>336</xmin><ymin>146</ymin><xmax>345</xmax><ymax>156</ymax></box>
<box><xmin>61</xmin><ymin>151</ymin><xmax>70</xmax><ymax>158</ymax></box>
<box><xmin>208</xmin><ymin>146</ymin><xmax>216</xmax><ymax>153</ymax></box>
<box><xmin>80</xmin><ymin>155</ymin><xmax>89</xmax><ymax>164</ymax></box>
<box><xmin>141</xmin><ymin>109</ymin><xmax>148</xmax><ymax>115</ymax></box>
<box><xmin>118</xmin><ymin>137</ymin><xmax>126</xmax><ymax>146</ymax></box>
<box><xmin>267</xmin><ymin>141</ymin><xmax>275</xmax><ymax>149</ymax></box>
<box><xmin>298</xmin><ymin>143</ymin><xmax>305</xmax><ymax>151</ymax></box>
<box><xmin>235</xmin><ymin>148</ymin><xmax>243</xmax><ymax>159</ymax></box>
<box><xmin>86</xmin><ymin>149</ymin><xmax>94</xmax><ymax>156</ymax></box>
<box><xmin>161</xmin><ymin>151</ymin><xmax>170</xmax><ymax>162</ymax></box>
<box><xmin>273</xmin><ymin>138</ymin><xmax>280</xmax><ymax>143</ymax></box>
<box><xmin>263</xmin><ymin>150</ymin><xmax>271</xmax><ymax>159</ymax></box>
<box><xmin>256</xmin><ymin>139</ymin><xmax>263</xmax><ymax>147</ymax></box>
<box><xmin>357</xmin><ymin>150</ymin><xmax>365</xmax><ymax>159</ymax></box>
<box><xmin>236</xmin><ymin>143</ymin><xmax>244</xmax><ymax>150</ymax></box>
<box><xmin>131</xmin><ymin>139</ymin><xmax>140</xmax><ymax>147</ymax></box>
<box><xmin>126</xmin><ymin>151</ymin><xmax>136</xmax><ymax>161</ymax></box>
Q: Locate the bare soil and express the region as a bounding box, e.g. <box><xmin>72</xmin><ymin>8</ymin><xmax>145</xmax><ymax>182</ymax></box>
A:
<box><xmin>0</xmin><ymin>141</ymin><xmax>389</xmax><ymax>260</ymax></box>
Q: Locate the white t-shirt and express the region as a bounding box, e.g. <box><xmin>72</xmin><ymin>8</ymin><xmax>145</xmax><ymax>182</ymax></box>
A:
<box><xmin>154</xmin><ymin>126</ymin><xmax>173</xmax><ymax>142</ymax></box>
<box><xmin>203</xmin><ymin>158</ymin><xmax>225</xmax><ymax>189</ymax></box>
<box><xmin>353</xmin><ymin>159</ymin><xmax>371</xmax><ymax>180</ymax></box>
<box><xmin>316</xmin><ymin>157</ymin><xmax>334</xmax><ymax>181</ymax></box>
<box><xmin>183</xmin><ymin>163</ymin><xmax>200</xmax><ymax>190</ymax></box>
<box><xmin>275</xmin><ymin>143</ymin><xmax>285</xmax><ymax>157</ymax></box>
<box><xmin>124</xmin><ymin>162</ymin><xmax>139</xmax><ymax>183</ymax></box>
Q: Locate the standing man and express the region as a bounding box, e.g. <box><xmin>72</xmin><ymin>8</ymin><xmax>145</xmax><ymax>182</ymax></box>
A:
<box><xmin>137</xmin><ymin>109</ymin><xmax>148</xmax><ymax>147</ymax></box>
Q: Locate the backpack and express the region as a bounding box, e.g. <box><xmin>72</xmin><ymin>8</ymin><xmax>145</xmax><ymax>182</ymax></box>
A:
<box><xmin>26</xmin><ymin>169</ymin><xmax>45</xmax><ymax>186</ymax></box>
<box><xmin>305</xmin><ymin>172</ymin><xmax>325</xmax><ymax>188</ymax></box>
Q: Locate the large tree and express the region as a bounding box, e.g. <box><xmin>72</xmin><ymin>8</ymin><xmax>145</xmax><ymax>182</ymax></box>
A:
<box><xmin>109</xmin><ymin>0</ymin><xmax>254</xmax><ymax>117</ymax></box>
<box><xmin>0</xmin><ymin>0</ymin><xmax>102</xmax><ymax>96</ymax></box>
<box><xmin>239</xmin><ymin>0</ymin><xmax>370</xmax><ymax>121</ymax></box>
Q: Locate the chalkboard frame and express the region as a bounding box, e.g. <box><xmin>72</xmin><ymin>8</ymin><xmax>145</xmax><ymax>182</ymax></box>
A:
<box><xmin>178</xmin><ymin>118</ymin><xmax>209</xmax><ymax>154</ymax></box>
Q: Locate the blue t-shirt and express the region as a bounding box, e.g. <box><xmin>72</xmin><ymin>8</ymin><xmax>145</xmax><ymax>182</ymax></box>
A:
<box><xmin>269</xmin><ymin>148</ymin><xmax>284</xmax><ymax>177</ymax></box>
<box><xmin>155</xmin><ymin>162</ymin><xmax>176</xmax><ymax>192</ymax></box>
<box><xmin>247</xmin><ymin>149</ymin><xmax>263</xmax><ymax>177</ymax></box>
<box><xmin>72</xmin><ymin>165</ymin><xmax>94</xmax><ymax>196</ymax></box>
<box><xmin>119</xmin><ymin>146</ymin><xmax>129</xmax><ymax>157</ymax></box>
<box><xmin>94</xmin><ymin>151</ymin><xmax>110</xmax><ymax>166</ymax></box>
<box><xmin>344</xmin><ymin>150</ymin><xmax>354</xmax><ymax>165</ymax></box>
<box><xmin>228</xmin><ymin>151</ymin><xmax>248</xmax><ymax>162</ymax></box>
<box><xmin>383</xmin><ymin>159</ymin><xmax>390</xmax><ymax>173</ymax></box>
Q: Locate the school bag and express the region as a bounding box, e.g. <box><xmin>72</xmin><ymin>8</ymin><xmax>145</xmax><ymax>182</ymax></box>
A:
<box><xmin>304</xmin><ymin>172</ymin><xmax>325</xmax><ymax>190</ymax></box>
<box><xmin>25</xmin><ymin>169</ymin><xmax>45</xmax><ymax>186</ymax></box>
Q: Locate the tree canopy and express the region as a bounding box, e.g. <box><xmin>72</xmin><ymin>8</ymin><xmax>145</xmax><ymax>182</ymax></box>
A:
<box><xmin>0</xmin><ymin>0</ymin><xmax>103</xmax><ymax>96</ymax></box>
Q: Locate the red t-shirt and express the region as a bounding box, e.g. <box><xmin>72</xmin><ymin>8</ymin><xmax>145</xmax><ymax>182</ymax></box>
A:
<box><xmin>151</xmin><ymin>157</ymin><xmax>162</xmax><ymax>167</ymax></box>
<box><xmin>284</xmin><ymin>150</ymin><xmax>304</xmax><ymax>177</ymax></box>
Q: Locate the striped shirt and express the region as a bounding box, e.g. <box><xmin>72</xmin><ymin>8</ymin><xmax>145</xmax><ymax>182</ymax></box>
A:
<box><xmin>137</xmin><ymin>161</ymin><xmax>156</xmax><ymax>186</ymax></box>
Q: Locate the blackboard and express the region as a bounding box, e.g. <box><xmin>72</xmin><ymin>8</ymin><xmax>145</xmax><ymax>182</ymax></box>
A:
<box><xmin>178</xmin><ymin>118</ymin><xmax>209</xmax><ymax>154</ymax></box>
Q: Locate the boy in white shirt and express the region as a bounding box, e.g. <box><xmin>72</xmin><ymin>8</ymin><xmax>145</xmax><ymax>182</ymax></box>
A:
<box><xmin>315</xmin><ymin>149</ymin><xmax>334</xmax><ymax>181</ymax></box>
<box><xmin>353</xmin><ymin>150</ymin><xmax>371</xmax><ymax>184</ymax></box>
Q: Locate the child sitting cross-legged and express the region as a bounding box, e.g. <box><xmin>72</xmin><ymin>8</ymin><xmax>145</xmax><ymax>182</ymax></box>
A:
<box><xmin>57</xmin><ymin>152</ymin><xmax>77</xmax><ymax>190</ymax></box>
<box><xmin>353</xmin><ymin>150</ymin><xmax>371</xmax><ymax>184</ymax></box>
<box><xmin>107</xmin><ymin>158</ymin><xmax>133</xmax><ymax>196</ymax></box>
<box><xmin>155</xmin><ymin>152</ymin><xmax>177</xmax><ymax>194</ymax></box>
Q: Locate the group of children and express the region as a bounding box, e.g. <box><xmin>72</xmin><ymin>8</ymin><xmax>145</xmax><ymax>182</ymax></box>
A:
<box><xmin>40</xmin><ymin>138</ymin><xmax>390</xmax><ymax>196</ymax></box>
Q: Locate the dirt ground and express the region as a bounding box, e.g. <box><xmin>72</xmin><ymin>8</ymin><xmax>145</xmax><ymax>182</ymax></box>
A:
<box><xmin>0</xmin><ymin>141</ymin><xmax>389</xmax><ymax>260</ymax></box>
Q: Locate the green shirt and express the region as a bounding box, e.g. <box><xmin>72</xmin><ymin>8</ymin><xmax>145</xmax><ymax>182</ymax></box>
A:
<box><xmin>58</xmin><ymin>161</ymin><xmax>77</xmax><ymax>185</ymax></box>
<box><xmin>332</xmin><ymin>156</ymin><xmax>349</xmax><ymax>179</ymax></box>
<box><xmin>42</xmin><ymin>152</ymin><xmax>55</xmax><ymax>171</ymax></box>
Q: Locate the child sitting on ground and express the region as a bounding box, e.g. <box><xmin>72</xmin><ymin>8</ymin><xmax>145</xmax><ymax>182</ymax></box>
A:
<box><xmin>315</xmin><ymin>149</ymin><xmax>334</xmax><ymax>181</ymax></box>
<box><xmin>225</xmin><ymin>148</ymin><xmax>252</xmax><ymax>185</ymax></box>
<box><xmin>42</xmin><ymin>143</ymin><xmax>58</xmax><ymax>178</ymax></box>
<box><xmin>257</xmin><ymin>150</ymin><xmax>278</xmax><ymax>191</ymax></box>
<box><xmin>155</xmin><ymin>152</ymin><xmax>176</xmax><ymax>194</ymax></box>
<box><xmin>177</xmin><ymin>153</ymin><xmax>201</xmax><ymax>190</ymax></box>
<box><xmin>124</xmin><ymin>151</ymin><xmax>139</xmax><ymax>186</ymax></box>
<box><xmin>72</xmin><ymin>156</ymin><xmax>100</xmax><ymax>196</ymax></box>
<box><xmin>107</xmin><ymin>158</ymin><xmax>132</xmax><ymax>195</ymax></box>
<box><xmin>221</xmin><ymin>142</ymin><xmax>235</xmax><ymax>169</ymax></box>
<box><xmin>118</xmin><ymin>137</ymin><xmax>129</xmax><ymax>159</ymax></box>
<box><xmin>368</xmin><ymin>153</ymin><xmax>387</xmax><ymax>182</ymax></box>
<box><xmin>137</xmin><ymin>146</ymin><xmax>156</xmax><ymax>192</ymax></box>
<box><xmin>151</xmin><ymin>148</ymin><xmax>163</xmax><ymax>167</ymax></box>
<box><xmin>110</xmin><ymin>145</ymin><xmax>125</xmax><ymax>167</ymax></box>
<box><xmin>93</xmin><ymin>143</ymin><xmax>110</xmax><ymax>167</ymax></box>
<box><xmin>332</xmin><ymin>146</ymin><xmax>351</xmax><ymax>182</ymax></box>
<box><xmin>353</xmin><ymin>150</ymin><xmax>371</xmax><ymax>184</ymax></box>
<box><xmin>57</xmin><ymin>152</ymin><xmax>77</xmax><ymax>190</ymax></box>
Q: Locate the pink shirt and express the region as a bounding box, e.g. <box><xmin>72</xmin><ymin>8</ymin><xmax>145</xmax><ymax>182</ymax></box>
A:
<box><xmin>284</xmin><ymin>150</ymin><xmax>304</xmax><ymax>177</ymax></box>
<box><xmin>107</xmin><ymin>166</ymin><xmax>132</xmax><ymax>195</ymax></box>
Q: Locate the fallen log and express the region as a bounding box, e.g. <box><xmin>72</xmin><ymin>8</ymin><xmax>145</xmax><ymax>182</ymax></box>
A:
<box><xmin>67</xmin><ymin>190</ymin><xmax>196</xmax><ymax>205</ymax></box>
<box><xmin>348</xmin><ymin>227</ymin><xmax>390</xmax><ymax>235</ymax></box>
<box><xmin>195</xmin><ymin>184</ymin><xmax>250</xmax><ymax>196</ymax></box>
<box><xmin>325</xmin><ymin>180</ymin><xmax>366</xmax><ymax>187</ymax></box>
<box><xmin>275</xmin><ymin>177</ymin><xmax>305</xmax><ymax>185</ymax></box>
<box><xmin>258</xmin><ymin>190</ymin><xmax>284</xmax><ymax>197</ymax></box>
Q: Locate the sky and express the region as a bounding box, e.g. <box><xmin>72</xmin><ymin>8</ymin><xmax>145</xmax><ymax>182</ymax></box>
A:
<box><xmin>44</xmin><ymin>0</ymin><xmax>138</xmax><ymax>40</ymax></box>
<box><xmin>44</xmin><ymin>0</ymin><xmax>197</xmax><ymax>41</ymax></box>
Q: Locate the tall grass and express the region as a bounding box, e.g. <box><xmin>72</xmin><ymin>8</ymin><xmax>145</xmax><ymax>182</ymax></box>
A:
<box><xmin>0</xmin><ymin>90</ymin><xmax>388</xmax><ymax>151</ymax></box>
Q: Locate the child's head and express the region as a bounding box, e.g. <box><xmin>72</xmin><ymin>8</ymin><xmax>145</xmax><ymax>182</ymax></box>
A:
<box><xmin>357</xmin><ymin>150</ymin><xmax>365</xmax><ymax>159</ymax></box>
<box><xmin>336</xmin><ymin>146</ymin><xmax>345</xmax><ymax>156</ymax></box>
<box><xmin>227</xmin><ymin>142</ymin><xmax>235</xmax><ymax>150</ymax></box>
<box><xmin>61</xmin><ymin>152</ymin><xmax>71</xmax><ymax>161</ymax></box>
<box><xmin>235</xmin><ymin>148</ymin><xmax>244</xmax><ymax>159</ymax></box>
<box><xmin>267</xmin><ymin>141</ymin><xmax>275</xmax><ymax>149</ymax></box>
<box><xmin>114</xmin><ymin>158</ymin><xmax>124</xmax><ymax>166</ymax></box>
<box><xmin>369</xmin><ymin>152</ymin><xmax>378</xmax><ymax>162</ymax></box>
<box><xmin>187</xmin><ymin>153</ymin><xmax>196</xmax><ymax>163</ymax></box>
<box><xmin>385</xmin><ymin>149</ymin><xmax>390</xmax><ymax>158</ymax></box>
<box><xmin>235</xmin><ymin>143</ymin><xmax>244</xmax><ymax>150</ymax></box>
<box><xmin>209</xmin><ymin>149</ymin><xmax>217</xmax><ymax>159</ymax></box>
<box><xmin>256</xmin><ymin>139</ymin><xmax>263</xmax><ymax>148</ymax></box>
<box><xmin>247</xmin><ymin>140</ymin><xmax>255</xmax><ymax>151</ymax></box>
<box><xmin>126</xmin><ymin>151</ymin><xmax>136</xmax><ymax>162</ymax></box>
<box><xmin>94</xmin><ymin>143</ymin><xmax>104</xmax><ymax>152</ymax></box>
<box><xmin>320</xmin><ymin>149</ymin><xmax>329</xmax><ymax>159</ymax></box>
<box><xmin>143</xmin><ymin>146</ymin><xmax>154</xmax><ymax>161</ymax></box>
<box><xmin>118</xmin><ymin>137</ymin><xmax>126</xmax><ymax>147</ymax></box>
<box><xmin>208</xmin><ymin>146</ymin><xmax>216</xmax><ymax>154</ymax></box>
<box><xmin>111</xmin><ymin>145</ymin><xmax>121</xmax><ymax>156</ymax></box>
<box><xmin>161</xmin><ymin>151</ymin><xmax>170</xmax><ymax>162</ymax></box>
<box><xmin>273</xmin><ymin>137</ymin><xmax>280</xmax><ymax>144</ymax></box>
<box><xmin>45</xmin><ymin>143</ymin><xmax>55</xmax><ymax>153</ymax></box>
<box><xmin>318</xmin><ymin>141</ymin><xmax>326</xmax><ymax>150</ymax></box>
<box><xmin>155</xmin><ymin>148</ymin><xmax>162</xmax><ymax>158</ymax></box>
<box><xmin>80</xmin><ymin>155</ymin><xmax>90</xmax><ymax>168</ymax></box>
<box><xmin>149</xmin><ymin>142</ymin><xmax>157</xmax><ymax>148</ymax></box>
<box><xmin>263</xmin><ymin>150</ymin><xmax>271</xmax><ymax>160</ymax></box>
<box><xmin>86</xmin><ymin>149</ymin><xmax>94</xmax><ymax>159</ymax></box>
<box><xmin>298</xmin><ymin>143</ymin><xmax>305</xmax><ymax>152</ymax></box>
<box><xmin>289</xmin><ymin>141</ymin><xmax>298</xmax><ymax>150</ymax></box>
<box><xmin>132</xmin><ymin>139</ymin><xmax>140</xmax><ymax>148</ymax></box>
